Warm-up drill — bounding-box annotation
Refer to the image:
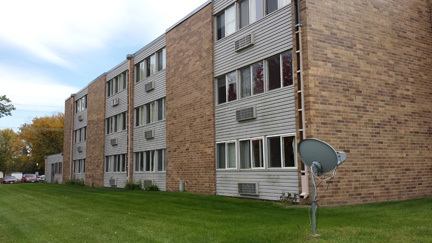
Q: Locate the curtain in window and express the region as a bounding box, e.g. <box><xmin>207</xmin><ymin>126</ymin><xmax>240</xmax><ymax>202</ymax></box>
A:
<box><xmin>227</xmin><ymin>142</ymin><xmax>236</xmax><ymax>168</ymax></box>
<box><xmin>217</xmin><ymin>143</ymin><xmax>226</xmax><ymax>169</ymax></box>
<box><xmin>240</xmin><ymin>67</ymin><xmax>251</xmax><ymax>98</ymax></box>
<box><xmin>240</xmin><ymin>140</ymin><xmax>251</xmax><ymax>169</ymax></box>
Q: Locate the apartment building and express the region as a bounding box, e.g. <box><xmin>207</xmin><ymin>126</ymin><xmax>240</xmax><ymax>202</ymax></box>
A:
<box><xmin>57</xmin><ymin>0</ymin><xmax>432</xmax><ymax>206</ymax></box>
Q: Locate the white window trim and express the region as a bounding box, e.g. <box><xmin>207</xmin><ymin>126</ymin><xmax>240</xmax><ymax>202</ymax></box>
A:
<box><xmin>238</xmin><ymin>136</ymin><xmax>265</xmax><ymax>170</ymax></box>
<box><xmin>266</xmin><ymin>134</ymin><xmax>297</xmax><ymax>169</ymax></box>
<box><xmin>216</xmin><ymin>140</ymin><xmax>238</xmax><ymax>170</ymax></box>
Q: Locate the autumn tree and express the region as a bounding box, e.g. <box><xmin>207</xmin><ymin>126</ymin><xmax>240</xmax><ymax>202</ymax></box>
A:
<box><xmin>19</xmin><ymin>113</ymin><xmax>64</xmax><ymax>173</ymax></box>
<box><xmin>0</xmin><ymin>95</ymin><xmax>16</xmax><ymax>118</ymax></box>
<box><xmin>0</xmin><ymin>129</ymin><xmax>25</xmax><ymax>175</ymax></box>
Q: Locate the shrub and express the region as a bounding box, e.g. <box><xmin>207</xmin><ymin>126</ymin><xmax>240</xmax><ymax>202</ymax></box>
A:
<box><xmin>65</xmin><ymin>178</ymin><xmax>85</xmax><ymax>186</ymax></box>
<box><xmin>125</xmin><ymin>180</ymin><xmax>142</xmax><ymax>190</ymax></box>
<box><xmin>145</xmin><ymin>184</ymin><xmax>159</xmax><ymax>191</ymax></box>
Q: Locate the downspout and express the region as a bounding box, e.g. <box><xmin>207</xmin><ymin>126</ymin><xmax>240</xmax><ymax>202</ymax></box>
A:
<box><xmin>294</xmin><ymin>0</ymin><xmax>309</xmax><ymax>199</ymax></box>
<box><xmin>70</xmin><ymin>95</ymin><xmax>75</xmax><ymax>180</ymax></box>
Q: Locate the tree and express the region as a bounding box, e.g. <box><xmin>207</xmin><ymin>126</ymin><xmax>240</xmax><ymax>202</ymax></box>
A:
<box><xmin>0</xmin><ymin>129</ymin><xmax>25</xmax><ymax>175</ymax></box>
<box><xmin>0</xmin><ymin>95</ymin><xmax>16</xmax><ymax>118</ymax></box>
<box><xmin>19</xmin><ymin>113</ymin><xmax>64</xmax><ymax>173</ymax></box>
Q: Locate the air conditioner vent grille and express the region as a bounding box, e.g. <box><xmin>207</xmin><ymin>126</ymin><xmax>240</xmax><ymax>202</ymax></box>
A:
<box><xmin>236</xmin><ymin>107</ymin><xmax>256</xmax><ymax>122</ymax></box>
<box><xmin>144</xmin><ymin>130</ymin><xmax>154</xmax><ymax>139</ymax></box>
<box><xmin>235</xmin><ymin>33</ymin><xmax>255</xmax><ymax>52</ymax></box>
<box><xmin>110</xmin><ymin>138</ymin><xmax>118</xmax><ymax>146</ymax></box>
<box><xmin>145</xmin><ymin>81</ymin><xmax>155</xmax><ymax>92</ymax></box>
<box><xmin>238</xmin><ymin>183</ymin><xmax>258</xmax><ymax>195</ymax></box>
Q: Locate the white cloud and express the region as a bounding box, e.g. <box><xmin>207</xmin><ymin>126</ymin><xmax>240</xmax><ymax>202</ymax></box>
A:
<box><xmin>0</xmin><ymin>65</ymin><xmax>77</xmax><ymax>110</ymax></box>
<box><xmin>0</xmin><ymin>0</ymin><xmax>207</xmax><ymax>69</ymax></box>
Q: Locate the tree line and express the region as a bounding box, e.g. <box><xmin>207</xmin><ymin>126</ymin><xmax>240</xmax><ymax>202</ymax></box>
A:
<box><xmin>0</xmin><ymin>95</ymin><xmax>64</xmax><ymax>176</ymax></box>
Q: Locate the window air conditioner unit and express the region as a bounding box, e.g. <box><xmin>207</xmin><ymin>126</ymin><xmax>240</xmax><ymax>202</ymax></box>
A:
<box><xmin>144</xmin><ymin>130</ymin><xmax>154</xmax><ymax>139</ymax></box>
<box><xmin>109</xmin><ymin>178</ymin><xmax>117</xmax><ymax>187</ymax></box>
<box><xmin>78</xmin><ymin>115</ymin><xmax>83</xmax><ymax>121</ymax></box>
<box><xmin>238</xmin><ymin>182</ymin><xmax>259</xmax><ymax>196</ymax></box>
<box><xmin>110</xmin><ymin>138</ymin><xmax>118</xmax><ymax>146</ymax></box>
<box><xmin>143</xmin><ymin>180</ymin><xmax>153</xmax><ymax>188</ymax></box>
<box><xmin>111</xmin><ymin>98</ymin><xmax>120</xmax><ymax>107</ymax></box>
<box><xmin>236</xmin><ymin>107</ymin><xmax>257</xmax><ymax>122</ymax></box>
<box><xmin>145</xmin><ymin>81</ymin><xmax>155</xmax><ymax>92</ymax></box>
<box><xmin>77</xmin><ymin>146</ymin><xmax>83</xmax><ymax>153</ymax></box>
<box><xmin>235</xmin><ymin>33</ymin><xmax>255</xmax><ymax>52</ymax></box>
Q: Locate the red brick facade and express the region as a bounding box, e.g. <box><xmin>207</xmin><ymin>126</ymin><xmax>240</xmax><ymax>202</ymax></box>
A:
<box><xmin>85</xmin><ymin>75</ymin><xmax>106</xmax><ymax>187</ymax></box>
<box><xmin>62</xmin><ymin>97</ymin><xmax>74</xmax><ymax>182</ymax></box>
<box><xmin>299</xmin><ymin>0</ymin><xmax>432</xmax><ymax>205</ymax></box>
<box><xmin>165</xmin><ymin>3</ymin><xmax>215</xmax><ymax>194</ymax></box>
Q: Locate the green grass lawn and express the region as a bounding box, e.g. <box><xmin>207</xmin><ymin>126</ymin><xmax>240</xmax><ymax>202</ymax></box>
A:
<box><xmin>0</xmin><ymin>183</ymin><xmax>431</xmax><ymax>242</ymax></box>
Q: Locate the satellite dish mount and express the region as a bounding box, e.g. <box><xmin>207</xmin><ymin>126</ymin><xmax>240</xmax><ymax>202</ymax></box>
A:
<box><xmin>298</xmin><ymin>138</ymin><xmax>346</xmax><ymax>235</ymax></box>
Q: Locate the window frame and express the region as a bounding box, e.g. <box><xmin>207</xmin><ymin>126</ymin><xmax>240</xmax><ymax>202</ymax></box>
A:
<box><xmin>266</xmin><ymin>134</ymin><xmax>297</xmax><ymax>169</ymax></box>
<box><xmin>239</xmin><ymin>137</ymin><xmax>265</xmax><ymax>170</ymax></box>
<box><xmin>216</xmin><ymin>140</ymin><xmax>237</xmax><ymax>170</ymax></box>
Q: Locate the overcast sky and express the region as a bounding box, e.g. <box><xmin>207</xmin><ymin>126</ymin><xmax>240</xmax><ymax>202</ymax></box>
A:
<box><xmin>0</xmin><ymin>0</ymin><xmax>206</xmax><ymax>130</ymax></box>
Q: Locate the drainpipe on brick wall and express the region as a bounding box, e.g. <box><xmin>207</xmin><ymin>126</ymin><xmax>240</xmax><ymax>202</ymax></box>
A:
<box><xmin>70</xmin><ymin>95</ymin><xmax>74</xmax><ymax>180</ymax></box>
<box><xmin>295</xmin><ymin>0</ymin><xmax>309</xmax><ymax>200</ymax></box>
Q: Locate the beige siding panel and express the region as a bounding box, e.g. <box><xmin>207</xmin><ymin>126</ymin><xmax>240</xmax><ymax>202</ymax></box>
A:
<box><xmin>214</xmin><ymin>5</ymin><xmax>293</xmax><ymax>77</ymax></box>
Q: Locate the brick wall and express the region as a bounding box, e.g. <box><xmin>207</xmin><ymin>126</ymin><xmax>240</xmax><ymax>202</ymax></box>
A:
<box><xmin>62</xmin><ymin>97</ymin><xmax>74</xmax><ymax>182</ymax></box>
<box><xmin>165</xmin><ymin>3</ymin><xmax>215</xmax><ymax>194</ymax></box>
<box><xmin>85</xmin><ymin>75</ymin><xmax>106</xmax><ymax>187</ymax></box>
<box><xmin>301</xmin><ymin>0</ymin><xmax>432</xmax><ymax>205</ymax></box>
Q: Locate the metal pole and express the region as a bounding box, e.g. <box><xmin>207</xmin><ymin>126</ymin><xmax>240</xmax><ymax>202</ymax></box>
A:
<box><xmin>311</xmin><ymin>170</ymin><xmax>316</xmax><ymax>235</ymax></box>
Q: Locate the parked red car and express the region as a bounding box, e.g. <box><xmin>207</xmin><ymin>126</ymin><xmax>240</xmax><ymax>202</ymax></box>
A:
<box><xmin>2</xmin><ymin>176</ymin><xmax>19</xmax><ymax>184</ymax></box>
<box><xmin>21</xmin><ymin>174</ymin><xmax>38</xmax><ymax>183</ymax></box>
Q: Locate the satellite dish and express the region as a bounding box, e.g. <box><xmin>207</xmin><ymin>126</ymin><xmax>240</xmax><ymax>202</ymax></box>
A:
<box><xmin>298</xmin><ymin>138</ymin><xmax>347</xmax><ymax>236</ymax></box>
<box><xmin>298</xmin><ymin>139</ymin><xmax>346</xmax><ymax>176</ymax></box>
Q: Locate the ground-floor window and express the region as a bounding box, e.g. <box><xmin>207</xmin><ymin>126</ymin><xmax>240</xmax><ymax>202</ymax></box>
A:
<box><xmin>105</xmin><ymin>154</ymin><xmax>127</xmax><ymax>173</ymax></box>
<box><xmin>134</xmin><ymin>149</ymin><xmax>166</xmax><ymax>172</ymax></box>
<box><xmin>73</xmin><ymin>159</ymin><xmax>86</xmax><ymax>174</ymax></box>
<box><xmin>216</xmin><ymin>134</ymin><xmax>296</xmax><ymax>170</ymax></box>
<box><xmin>216</xmin><ymin>141</ymin><xmax>236</xmax><ymax>169</ymax></box>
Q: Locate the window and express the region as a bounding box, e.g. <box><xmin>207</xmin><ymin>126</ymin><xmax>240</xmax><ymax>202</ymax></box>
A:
<box><xmin>157</xmin><ymin>48</ymin><xmax>166</xmax><ymax>71</ymax></box>
<box><xmin>134</xmin><ymin>152</ymin><xmax>144</xmax><ymax>172</ymax></box>
<box><xmin>146</xmin><ymin>101</ymin><xmax>156</xmax><ymax>124</ymax></box>
<box><xmin>266</xmin><ymin>0</ymin><xmax>278</xmax><ymax>14</ymax></box>
<box><xmin>157</xmin><ymin>98</ymin><xmax>166</xmax><ymax>121</ymax></box>
<box><xmin>217</xmin><ymin>77</ymin><xmax>226</xmax><ymax>104</ymax></box>
<box><xmin>145</xmin><ymin>151</ymin><xmax>155</xmax><ymax>172</ymax></box>
<box><xmin>106</xmin><ymin>112</ymin><xmax>127</xmax><ymax>134</ymax></box>
<box><xmin>157</xmin><ymin>149</ymin><xmax>166</xmax><ymax>172</ymax></box>
<box><xmin>146</xmin><ymin>54</ymin><xmax>156</xmax><ymax>77</ymax></box>
<box><xmin>105</xmin><ymin>154</ymin><xmax>127</xmax><ymax>173</ymax></box>
<box><xmin>227</xmin><ymin>71</ymin><xmax>237</xmax><ymax>101</ymax></box>
<box><xmin>252</xmin><ymin>61</ymin><xmax>264</xmax><ymax>94</ymax></box>
<box><xmin>135</xmin><ymin>98</ymin><xmax>166</xmax><ymax>127</ymax></box>
<box><xmin>53</xmin><ymin>162</ymin><xmax>62</xmax><ymax>174</ymax></box>
<box><xmin>218</xmin><ymin>0</ymin><xmax>290</xmax><ymax>39</ymax></box>
<box><xmin>135</xmin><ymin>149</ymin><xmax>166</xmax><ymax>172</ymax></box>
<box><xmin>137</xmin><ymin>61</ymin><xmax>145</xmax><ymax>82</ymax></box>
<box><xmin>215</xmin><ymin>52</ymin><xmax>292</xmax><ymax>105</ymax></box>
<box><xmin>250</xmin><ymin>0</ymin><xmax>264</xmax><ymax>23</ymax></box>
<box><xmin>267</xmin><ymin>55</ymin><xmax>281</xmax><ymax>90</ymax></box>
<box><xmin>216</xmin><ymin>5</ymin><xmax>236</xmax><ymax>40</ymax></box>
<box><xmin>267</xmin><ymin>136</ymin><xmax>296</xmax><ymax>168</ymax></box>
<box><xmin>75</xmin><ymin>95</ymin><xmax>87</xmax><ymax>113</ymax></box>
<box><xmin>74</xmin><ymin>127</ymin><xmax>86</xmax><ymax>143</ymax></box>
<box><xmin>239</xmin><ymin>138</ymin><xmax>264</xmax><ymax>169</ymax></box>
<box><xmin>282</xmin><ymin>52</ymin><xmax>293</xmax><ymax>86</ymax></box>
<box><xmin>73</xmin><ymin>159</ymin><xmax>86</xmax><ymax>174</ymax></box>
<box><xmin>240</xmin><ymin>66</ymin><xmax>251</xmax><ymax>98</ymax></box>
<box><xmin>239</xmin><ymin>0</ymin><xmax>250</xmax><ymax>29</ymax></box>
<box><xmin>107</xmin><ymin>71</ymin><xmax>128</xmax><ymax>97</ymax></box>
<box><xmin>217</xmin><ymin>72</ymin><xmax>237</xmax><ymax>104</ymax></box>
<box><xmin>216</xmin><ymin>142</ymin><xmax>236</xmax><ymax>169</ymax></box>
